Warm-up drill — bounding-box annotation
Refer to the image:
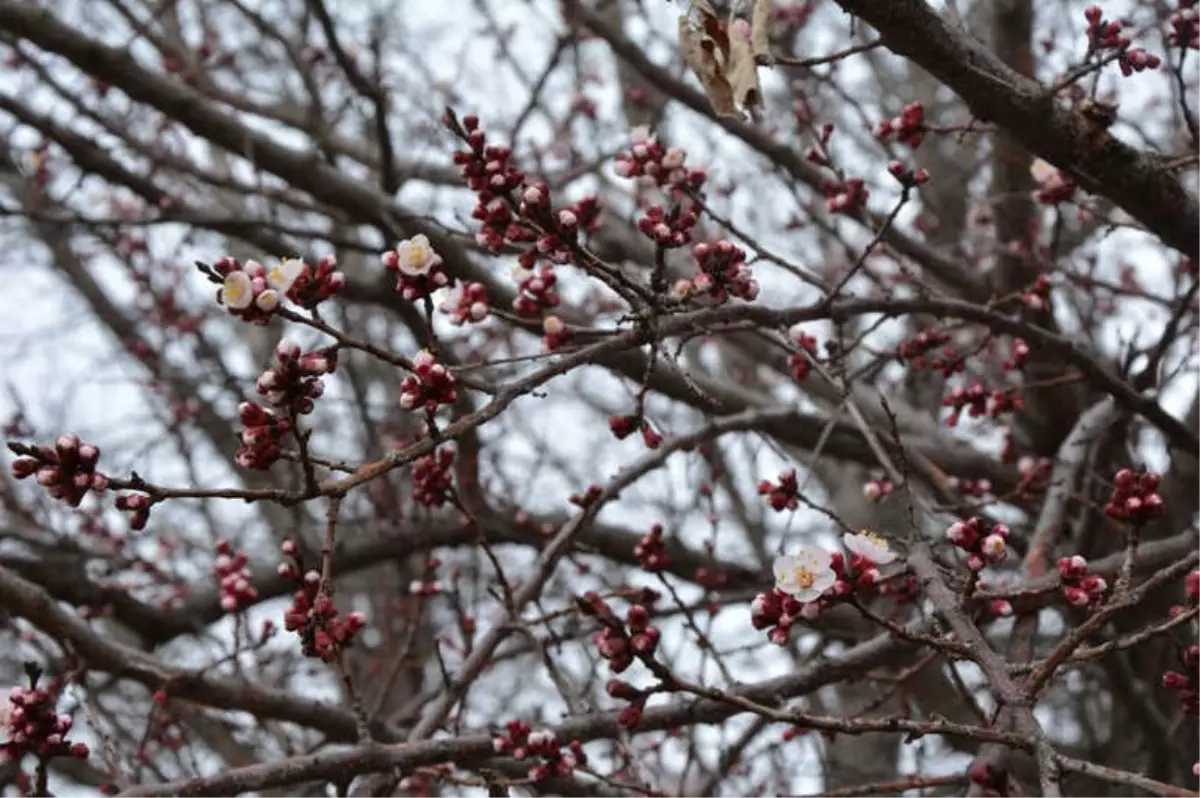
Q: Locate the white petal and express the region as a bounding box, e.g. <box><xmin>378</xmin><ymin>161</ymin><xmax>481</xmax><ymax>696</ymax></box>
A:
<box><xmin>255</xmin><ymin>289</ymin><xmax>280</xmax><ymax>311</ymax></box>
<box><xmin>798</xmin><ymin>547</ymin><xmax>831</xmax><ymax>570</ymax></box>
<box><xmin>773</xmin><ymin>555</ymin><xmax>799</xmax><ymax>583</ymax></box>
<box><xmin>221</xmin><ymin>272</ymin><xmax>254</xmax><ymax>310</ymax></box>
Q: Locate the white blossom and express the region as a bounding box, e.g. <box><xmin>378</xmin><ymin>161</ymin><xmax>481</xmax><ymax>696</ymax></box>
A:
<box><xmin>266</xmin><ymin>258</ymin><xmax>305</xmax><ymax>292</ymax></box>
<box><xmin>394</xmin><ymin>234</ymin><xmax>439</xmax><ymax>277</ymax></box>
<box><xmin>842</xmin><ymin>529</ymin><xmax>898</xmax><ymax>565</ymax></box>
<box><xmin>220</xmin><ymin>271</ymin><xmax>254</xmax><ymax>310</ymax></box>
<box><xmin>773</xmin><ymin>548</ymin><xmax>836</xmax><ymax>601</ymax></box>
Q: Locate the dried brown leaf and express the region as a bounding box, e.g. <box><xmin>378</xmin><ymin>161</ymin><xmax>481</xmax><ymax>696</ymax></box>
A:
<box><xmin>750</xmin><ymin>0</ymin><xmax>774</xmax><ymax>65</ymax></box>
<box><xmin>678</xmin><ymin>14</ymin><xmax>738</xmax><ymax>118</ymax></box>
<box><xmin>727</xmin><ymin>20</ymin><xmax>762</xmax><ymax>111</ymax></box>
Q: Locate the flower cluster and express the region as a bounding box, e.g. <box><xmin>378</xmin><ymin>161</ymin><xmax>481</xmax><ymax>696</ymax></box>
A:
<box><xmin>787</xmin><ymin>330</ymin><xmax>819</xmax><ymax>381</ymax></box>
<box><xmin>875</xmin><ymin>102</ymin><xmax>925</xmax><ymax>148</ymax></box>
<box><xmin>257</xmin><ymin>339</ymin><xmax>337</xmax><ymax>417</ymax></box>
<box><xmin>1104</xmin><ymin>469</ymin><xmax>1164</xmax><ymax>524</ymax></box>
<box><xmin>946</xmin><ymin>517</ymin><xmax>1010</xmax><ymax>571</ymax></box>
<box><xmin>236</xmin><ymin>402</ymin><xmax>292</xmax><ymax>470</ymax></box>
<box><xmin>399</xmin><ymin>351</ymin><xmax>458</xmax><ymax>414</ymax></box>
<box><xmin>755</xmin><ymin>533</ymin><xmax>900</xmax><ymax>644</ymax></box>
<box><xmin>1083</xmin><ymin>6</ymin><xmax>1161</xmax><ymax>75</ymax></box>
<box><xmin>285</xmin><ymin>254</ymin><xmax>345</xmax><ymax>309</ymax></box>
<box><xmin>1057</xmin><ymin>555</ymin><xmax>1108</xmax><ymax>608</ymax></box>
<box><xmin>541</xmin><ymin>314</ymin><xmax>571</xmax><ymax>350</ymax></box>
<box><xmin>277</xmin><ymin>540</ymin><xmax>366</xmax><ymax>662</ymax></box>
<box><xmin>382</xmin><ymin>234</ymin><xmax>450</xmax><ymax>301</ymax></box>
<box><xmin>115</xmin><ymin>492</ymin><xmax>152</xmax><ymax>530</ymax></box>
<box><xmin>438</xmin><ymin>281</ymin><xmax>490</xmax><ymax>325</ymax></box>
<box><xmin>1031</xmin><ymin>159</ymin><xmax>1076</xmax><ymax>205</ymax></box>
<box><xmin>212</xmin><ymin>256</ymin><xmax>304</xmax><ymax>323</ymax></box>
<box><xmin>1161</xmin><ymin>645</ymin><xmax>1199</xmax><ymax>715</ymax></box>
<box><xmin>410</xmin><ymin>446</ymin><xmax>455</xmax><ymax>507</ymax></box>
<box><xmin>213</xmin><ymin>538</ymin><xmax>257</xmax><ymax>613</ymax></box>
<box><xmin>9</xmin><ymin>436</ymin><xmax>107</xmax><ymax>507</ymax></box>
<box><xmin>579</xmin><ymin>592</ymin><xmax>660</xmax><ymax>674</ymax></box>
<box><xmin>491</xmin><ymin>722</ymin><xmax>588</xmax><ymax>782</ymax></box>
<box><xmin>634</xmin><ymin>524</ymin><xmax>669</xmax><ymax>572</ymax></box>
<box><xmin>758</xmin><ymin>469</ymin><xmax>800</xmax><ymax>512</ymax></box>
<box><xmin>2</xmin><ymin>680</ymin><xmax>89</xmax><ymax>765</ymax></box>
<box><xmin>1003</xmin><ymin>338</ymin><xmax>1030</xmax><ymax>370</ymax></box>
<box><xmin>674</xmin><ymin>240</ymin><xmax>759</xmax><ymax>303</ymax></box>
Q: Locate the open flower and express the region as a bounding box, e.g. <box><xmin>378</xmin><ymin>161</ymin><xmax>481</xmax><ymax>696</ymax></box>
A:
<box><xmin>266</xmin><ymin>257</ymin><xmax>305</xmax><ymax>292</ymax></box>
<box><xmin>773</xmin><ymin>548</ymin><xmax>836</xmax><ymax>601</ymax></box>
<box><xmin>842</xmin><ymin>529</ymin><xmax>898</xmax><ymax>565</ymax></box>
<box><xmin>220</xmin><ymin>270</ymin><xmax>254</xmax><ymax>310</ymax></box>
<box><xmin>394</xmin><ymin>235</ymin><xmax>439</xmax><ymax>277</ymax></box>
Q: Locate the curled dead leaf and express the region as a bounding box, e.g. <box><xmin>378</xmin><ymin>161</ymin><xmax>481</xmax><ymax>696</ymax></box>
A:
<box><xmin>678</xmin><ymin>1</ymin><xmax>766</xmax><ymax>120</ymax></box>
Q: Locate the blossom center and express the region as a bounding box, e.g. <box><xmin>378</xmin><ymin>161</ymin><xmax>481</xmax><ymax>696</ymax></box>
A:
<box><xmin>790</xmin><ymin>565</ymin><xmax>816</xmax><ymax>590</ymax></box>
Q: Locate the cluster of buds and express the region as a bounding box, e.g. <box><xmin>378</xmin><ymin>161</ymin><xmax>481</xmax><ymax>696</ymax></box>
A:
<box><xmin>1105</xmin><ymin>469</ymin><xmax>1164</xmax><ymax>523</ymax></box>
<box><xmin>115</xmin><ymin>492</ymin><xmax>152</xmax><ymax>530</ymax></box>
<box><xmin>1030</xmin><ymin>159</ymin><xmax>1076</xmax><ymax>205</ymax></box>
<box><xmin>886</xmin><ymin>160</ymin><xmax>930</xmax><ymax>188</ymax></box>
<box><xmin>257</xmin><ymin>339</ymin><xmax>337</xmax><ymax>417</ymax></box>
<box><xmin>277</xmin><ymin>540</ymin><xmax>366</xmax><ymax>662</ymax></box>
<box><xmin>516</xmin><ymin>181</ymin><xmax>603</xmax><ymax>265</ymax></box>
<box><xmin>382</xmin><ymin>234</ymin><xmax>451</xmax><ymax>301</ymax></box>
<box><xmin>410</xmin><ymin>446</ymin><xmax>455</xmax><ymax>507</ymax></box>
<box><xmin>399</xmin><ymin>351</ymin><xmax>458</xmax><ymax>415</ymax></box>
<box><xmin>569</xmin><ymin>484</ymin><xmax>603</xmax><ymax>508</ymax></box>
<box><xmin>285</xmin><ymin>255</ymin><xmax>345</xmax><ymax>309</ymax></box>
<box><xmin>862</xmin><ymin>477</ymin><xmax>896</xmax><ymax>502</ymax></box>
<box><xmin>9</xmin><ymin>436</ymin><xmax>107</xmax><ymax>507</ymax></box>
<box><xmin>637</xmin><ymin>204</ymin><xmax>699</xmax><ymax>249</ymax></box>
<box><xmin>966</xmin><ymin>758</ymin><xmax>1009</xmax><ymax>797</ymax></box>
<box><xmin>946</xmin><ymin>517</ymin><xmax>1011</xmax><ymax>571</ymax></box>
<box><xmin>608</xmin><ymin>413</ymin><xmax>664</xmax><ymax>449</ymax></box>
<box><xmin>947</xmin><ymin>476</ymin><xmax>993</xmax><ymax>498</ymax></box>
<box><xmin>1162</xmin><ymin>645</ymin><xmax>1200</xmax><ymax>715</ymax></box>
<box><xmin>675</xmin><ymin>240</ymin><xmax>759</xmax><ymax>303</ymax></box>
<box><xmin>751</xmin><ymin>587</ymin><xmax>823</xmax><ymax>646</ymax></box>
<box><xmin>1003</xmin><ymin>338</ymin><xmax>1030</xmax><ymax>370</ymax></box>
<box><xmin>2</xmin><ymin>676</ymin><xmax>89</xmax><ymax>765</ymax></box>
<box><xmin>579</xmin><ymin>593</ymin><xmax>660</xmax><ymax>674</ymax></box>
<box><xmin>787</xmin><ymin>330</ymin><xmax>819</xmax><ymax>381</ymax></box>
<box><xmin>1013</xmin><ymin>453</ymin><xmax>1052</xmax><ymax>497</ymax></box>
<box><xmin>1168</xmin><ymin>6</ymin><xmax>1199</xmax><ymax>49</ymax></box>
<box><xmin>822</xmin><ymin>177</ymin><xmax>869</xmax><ymax>215</ymax></box>
<box><xmin>209</xmin><ymin>256</ymin><xmax>304</xmax><ymax>323</ymax></box>
<box><xmin>453</xmin><ymin>115</ymin><xmax>601</xmax><ymax>270</ymax></box>
<box><xmin>491</xmin><ymin>722</ymin><xmax>588</xmax><ymax>781</ymax></box>
<box><xmin>235</xmin><ymin>402</ymin><xmax>292</xmax><ymax>470</ymax></box>
<box><xmin>1057</xmin><ymin>555</ymin><xmax>1108</xmax><ymax>608</ymax></box>
<box><xmin>896</xmin><ymin>330</ymin><xmax>965</xmax><ymax>377</ymax></box>
<box><xmin>942</xmin><ymin>382</ymin><xmax>1022</xmax><ymax>426</ymax></box>
<box><xmin>541</xmin><ymin>314</ymin><xmax>571</xmax><ymax>350</ymax></box>
<box><xmin>606</xmin><ymin>678</ymin><xmax>652</xmax><ymax>730</ymax></box>
<box><xmin>512</xmin><ymin>265</ymin><xmax>561</xmax><ymax>316</ymax></box>
<box><xmin>455</xmin><ymin>117</ymin><xmax>525</xmax><ymax>254</ymax></box>
<box><xmin>1083</xmin><ymin>6</ymin><xmax>1161</xmax><ymax>75</ymax></box>
<box><xmin>438</xmin><ymin>281</ymin><xmax>490</xmax><ymax>325</ymax></box>
<box><xmin>613</xmin><ymin>127</ymin><xmax>707</xmax><ymax>193</ymax></box>
<box><xmin>875</xmin><ymin>102</ymin><xmax>925</xmax><ymax>147</ymax></box>
<box><xmin>758</xmin><ymin>470</ymin><xmax>800</xmax><ymax>512</ymax></box>
<box><xmin>634</xmin><ymin>524</ymin><xmax>670</xmax><ymax>572</ymax></box>
<box><xmin>213</xmin><ymin>538</ymin><xmax>257</xmax><ymax>613</ymax></box>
